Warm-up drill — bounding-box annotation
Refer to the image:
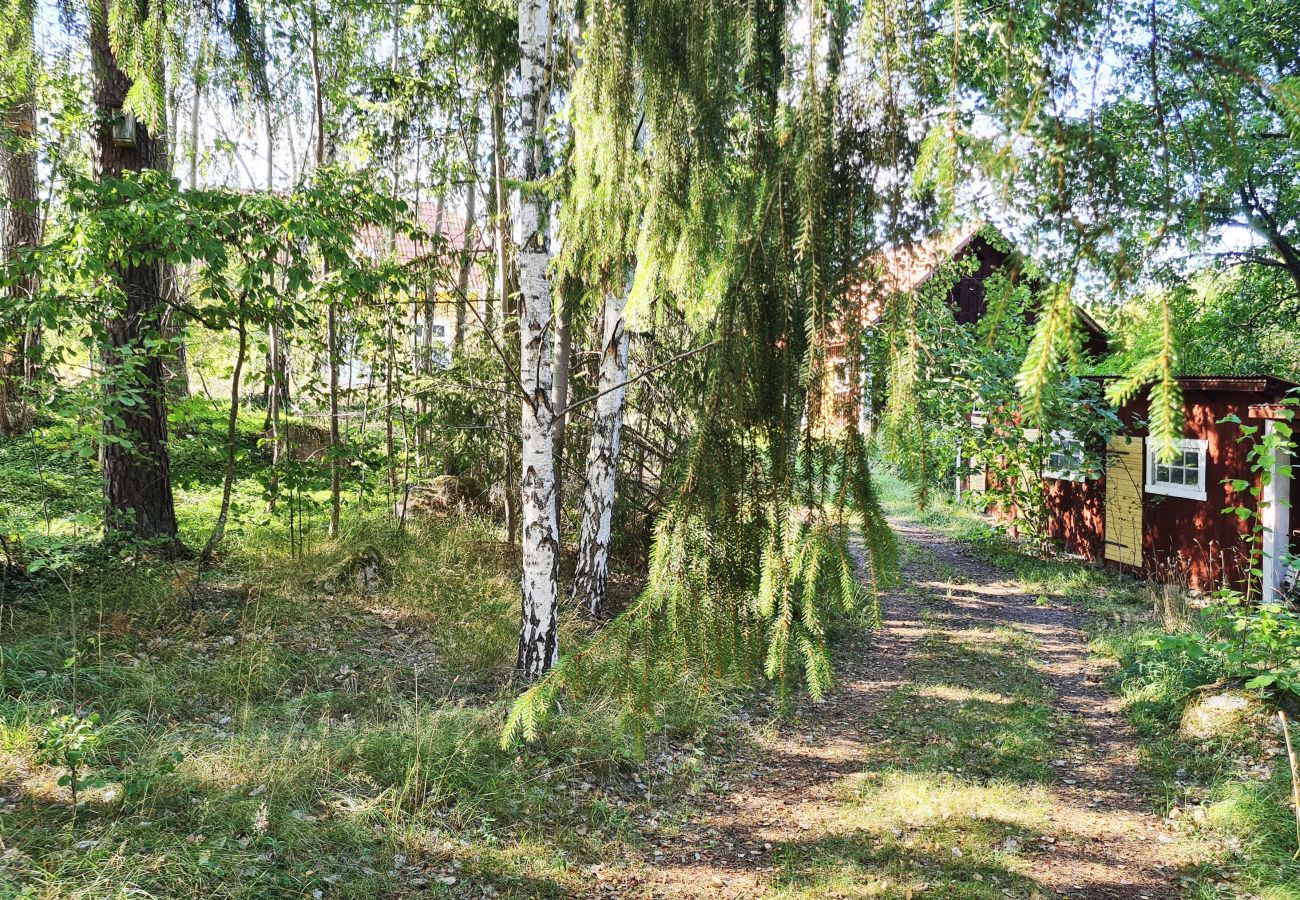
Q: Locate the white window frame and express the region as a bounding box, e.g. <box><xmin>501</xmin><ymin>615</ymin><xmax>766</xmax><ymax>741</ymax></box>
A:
<box><xmin>1145</xmin><ymin>437</ymin><xmax>1208</xmax><ymax>501</ymax></box>
<box><xmin>1045</xmin><ymin>430</ymin><xmax>1087</xmax><ymax>482</ymax></box>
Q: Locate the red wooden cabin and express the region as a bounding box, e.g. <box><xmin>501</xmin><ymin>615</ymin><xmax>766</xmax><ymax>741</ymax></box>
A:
<box><xmin>1036</xmin><ymin>376</ymin><xmax>1298</xmax><ymax>598</ymax></box>
<box><xmin>823</xmin><ymin>225</ymin><xmax>1108</xmax><ymax>427</ymax></box>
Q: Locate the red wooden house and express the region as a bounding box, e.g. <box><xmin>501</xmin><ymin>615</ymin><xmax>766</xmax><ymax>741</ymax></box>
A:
<box><xmin>823</xmin><ymin>225</ymin><xmax>1108</xmax><ymax>426</ymax></box>
<box><xmin>1033</xmin><ymin>376</ymin><xmax>1298</xmax><ymax>599</ymax></box>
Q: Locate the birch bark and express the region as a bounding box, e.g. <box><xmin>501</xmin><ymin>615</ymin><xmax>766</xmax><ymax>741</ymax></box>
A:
<box><xmin>514</xmin><ymin>0</ymin><xmax>559</xmax><ymax>677</ymax></box>
<box><xmin>570</xmin><ymin>286</ymin><xmax>630</xmax><ymax>616</ymax></box>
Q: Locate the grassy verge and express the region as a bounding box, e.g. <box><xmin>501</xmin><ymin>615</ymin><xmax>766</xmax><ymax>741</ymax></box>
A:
<box><xmin>878</xmin><ymin>471</ymin><xmax>1300</xmax><ymax>900</ymax></box>
<box><xmin>0</xmin><ymin>406</ymin><xmax>744</xmax><ymax>898</ymax></box>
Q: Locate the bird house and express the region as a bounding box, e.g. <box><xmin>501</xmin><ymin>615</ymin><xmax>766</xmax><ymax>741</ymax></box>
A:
<box><xmin>111</xmin><ymin>108</ymin><xmax>137</xmax><ymax>148</ymax></box>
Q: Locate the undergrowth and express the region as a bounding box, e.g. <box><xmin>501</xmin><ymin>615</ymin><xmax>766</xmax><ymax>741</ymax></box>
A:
<box><xmin>0</xmin><ymin>405</ymin><xmax>743</xmax><ymax>898</ymax></box>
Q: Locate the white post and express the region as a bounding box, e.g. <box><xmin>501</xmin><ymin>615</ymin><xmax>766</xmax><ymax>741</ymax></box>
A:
<box><xmin>955</xmin><ymin>442</ymin><xmax>963</xmax><ymax>504</ymax></box>
<box><xmin>1261</xmin><ymin>420</ymin><xmax>1292</xmax><ymax>603</ymax></box>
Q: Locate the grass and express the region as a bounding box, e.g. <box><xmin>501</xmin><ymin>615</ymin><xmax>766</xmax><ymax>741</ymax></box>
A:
<box><xmin>876</xmin><ymin>469</ymin><xmax>1300</xmax><ymax>899</ymax></box>
<box><xmin>0</xmin><ymin>402</ymin><xmax>743</xmax><ymax>898</ymax></box>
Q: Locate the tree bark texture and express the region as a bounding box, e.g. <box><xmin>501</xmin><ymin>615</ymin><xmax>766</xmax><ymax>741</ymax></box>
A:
<box><xmin>551</xmin><ymin>279</ymin><xmax>573</xmax><ymax>511</ymax></box>
<box><xmin>1</xmin><ymin>0</ymin><xmax>42</xmax><ymax>435</ymax></box>
<box><xmin>91</xmin><ymin>0</ymin><xmax>181</xmax><ymax>547</ymax></box>
<box><xmin>570</xmin><ymin>287</ymin><xmax>630</xmax><ymax>617</ymax></box>
<box><xmin>514</xmin><ymin>0</ymin><xmax>559</xmax><ymax>678</ymax></box>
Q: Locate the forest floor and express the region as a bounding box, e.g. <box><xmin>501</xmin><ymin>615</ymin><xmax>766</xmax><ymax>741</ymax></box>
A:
<box><xmin>599</xmin><ymin>517</ymin><xmax>1213</xmax><ymax>899</ymax></box>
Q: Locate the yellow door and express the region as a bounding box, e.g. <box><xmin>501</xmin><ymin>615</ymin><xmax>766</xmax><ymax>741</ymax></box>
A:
<box><xmin>1105</xmin><ymin>435</ymin><xmax>1144</xmax><ymax>567</ymax></box>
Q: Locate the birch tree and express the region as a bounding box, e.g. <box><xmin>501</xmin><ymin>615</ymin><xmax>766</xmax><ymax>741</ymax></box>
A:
<box><xmin>514</xmin><ymin>0</ymin><xmax>560</xmax><ymax>677</ymax></box>
<box><xmin>570</xmin><ymin>284</ymin><xmax>630</xmax><ymax>616</ymax></box>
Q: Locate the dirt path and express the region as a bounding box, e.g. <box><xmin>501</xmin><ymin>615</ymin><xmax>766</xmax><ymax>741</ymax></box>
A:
<box><xmin>599</xmin><ymin>520</ymin><xmax>1203</xmax><ymax>898</ymax></box>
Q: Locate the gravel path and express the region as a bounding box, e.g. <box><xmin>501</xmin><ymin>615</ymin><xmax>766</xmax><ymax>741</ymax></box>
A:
<box><xmin>597</xmin><ymin>520</ymin><xmax>1195</xmax><ymax>898</ymax></box>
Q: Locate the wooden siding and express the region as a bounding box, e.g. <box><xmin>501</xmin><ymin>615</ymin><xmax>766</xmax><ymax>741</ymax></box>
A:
<box><xmin>1044</xmin><ymin>475</ymin><xmax>1104</xmax><ymax>560</ymax></box>
<box><xmin>1103</xmin><ymin>436</ymin><xmax>1144</xmax><ymax>568</ymax></box>
<box><xmin>1043</xmin><ymin>380</ymin><xmax>1297</xmax><ymax>591</ymax></box>
<box><xmin>1124</xmin><ymin>390</ymin><xmax>1259</xmax><ymax>590</ymax></box>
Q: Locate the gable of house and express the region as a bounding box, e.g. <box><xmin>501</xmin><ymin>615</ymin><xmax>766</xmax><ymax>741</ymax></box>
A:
<box><xmin>843</xmin><ymin>224</ymin><xmax>1109</xmax><ymax>353</ymax></box>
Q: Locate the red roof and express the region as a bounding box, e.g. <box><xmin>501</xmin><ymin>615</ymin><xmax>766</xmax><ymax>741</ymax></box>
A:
<box><xmin>356</xmin><ymin>200</ymin><xmax>489</xmax><ymax>265</ymax></box>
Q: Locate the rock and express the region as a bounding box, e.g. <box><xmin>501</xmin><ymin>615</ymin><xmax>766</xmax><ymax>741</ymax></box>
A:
<box><xmin>1179</xmin><ymin>689</ymin><xmax>1258</xmax><ymax>741</ymax></box>
<box><xmin>325</xmin><ymin>546</ymin><xmax>391</xmax><ymax>595</ymax></box>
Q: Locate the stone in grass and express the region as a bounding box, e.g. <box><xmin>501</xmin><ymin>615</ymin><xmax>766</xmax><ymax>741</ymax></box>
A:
<box><xmin>1179</xmin><ymin>688</ymin><xmax>1259</xmax><ymax>741</ymax></box>
<box><xmin>324</xmin><ymin>546</ymin><xmax>392</xmax><ymax>596</ymax></box>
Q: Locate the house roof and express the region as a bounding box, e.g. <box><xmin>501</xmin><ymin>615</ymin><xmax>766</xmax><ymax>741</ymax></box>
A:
<box><xmin>840</xmin><ymin>225</ymin><xmax>1108</xmax><ymax>352</ymax></box>
<box><xmin>1086</xmin><ymin>374</ymin><xmax>1299</xmax><ymax>396</ymax></box>
<box><xmin>356</xmin><ymin>200</ymin><xmax>489</xmax><ymax>265</ymax></box>
<box><xmin>867</xmin><ymin>223</ymin><xmax>987</xmax><ymax>296</ymax></box>
<box><xmin>355</xmin><ymin>200</ymin><xmax>492</xmax><ymax>297</ymax></box>
<box><xmin>1174</xmin><ymin>375</ymin><xmax>1299</xmax><ymax>394</ymax></box>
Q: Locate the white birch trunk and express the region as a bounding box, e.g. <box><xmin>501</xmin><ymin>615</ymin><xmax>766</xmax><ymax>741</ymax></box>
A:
<box><xmin>515</xmin><ymin>0</ymin><xmax>559</xmax><ymax>677</ymax></box>
<box><xmin>570</xmin><ymin>287</ymin><xmax>631</xmax><ymax>617</ymax></box>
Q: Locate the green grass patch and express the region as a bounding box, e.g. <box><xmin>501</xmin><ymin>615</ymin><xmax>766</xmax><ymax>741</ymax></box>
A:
<box><xmin>0</xmin><ymin>404</ymin><xmax>744</xmax><ymax>898</ymax></box>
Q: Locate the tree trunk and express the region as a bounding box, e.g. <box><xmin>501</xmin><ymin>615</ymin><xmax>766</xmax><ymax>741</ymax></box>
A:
<box><xmin>91</xmin><ymin>0</ymin><xmax>182</xmax><ymax>550</ymax></box>
<box><xmin>514</xmin><ymin>0</ymin><xmax>559</xmax><ymax>678</ymax></box>
<box><xmin>309</xmin><ymin>1</ymin><xmax>341</xmax><ymax>538</ymax></box>
<box><xmin>200</xmin><ymin>305</ymin><xmax>247</xmax><ymax>563</ymax></box>
<box><xmin>454</xmin><ymin>109</ymin><xmax>480</xmax><ymax>356</ymax></box>
<box><xmin>551</xmin><ymin>279</ymin><xmax>573</xmax><ymax>511</ymax></box>
<box><xmin>570</xmin><ymin>286</ymin><xmax>630</xmax><ymax>616</ymax></box>
<box><xmin>1</xmin><ymin>0</ymin><xmax>42</xmax><ymax>435</ymax></box>
<box><xmin>265</xmin><ymin>105</ymin><xmax>287</xmax><ymax>512</ymax></box>
<box><xmin>162</xmin><ymin>25</ymin><xmax>209</xmax><ymax>404</ymax></box>
<box><xmin>492</xmin><ymin>82</ymin><xmax>520</xmax><ymax>546</ymax></box>
<box><xmin>385</xmin><ymin>0</ymin><xmax>399</xmax><ymax>495</ymax></box>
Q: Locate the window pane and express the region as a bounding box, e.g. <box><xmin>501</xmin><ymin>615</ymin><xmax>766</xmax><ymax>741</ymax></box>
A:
<box><xmin>1170</xmin><ymin>467</ymin><xmax>1185</xmax><ymax>485</ymax></box>
<box><xmin>1155</xmin><ymin>464</ymin><xmax>1170</xmax><ymax>483</ymax></box>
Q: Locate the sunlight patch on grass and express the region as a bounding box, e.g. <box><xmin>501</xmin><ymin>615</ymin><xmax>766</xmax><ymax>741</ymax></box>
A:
<box><xmin>914</xmin><ymin>683</ymin><xmax>1015</xmax><ymax>706</ymax></box>
<box><xmin>856</xmin><ymin>770</ymin><xmax>1051</xmax><ymax>832</ymax></box>
<box><xmin>772</xmin><ymin>770</ymin><xmax>1050</xmax><ymax>898</ymax></box>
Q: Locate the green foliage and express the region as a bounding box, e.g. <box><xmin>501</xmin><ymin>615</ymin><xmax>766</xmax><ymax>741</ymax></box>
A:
<box><xmin>1102</xmin><ymin>270</ymin><xmax>1300</xmax><ymax>384</ymax></box>
<box><xmin>35</xmin><ymin>712</ymin><xmax>105</xmax><ymax>807</ymax></box>
<box><xmin>1104</xmin><ymin>293</ymin><xmax>1184</xmax><ymax>462</ymax></box>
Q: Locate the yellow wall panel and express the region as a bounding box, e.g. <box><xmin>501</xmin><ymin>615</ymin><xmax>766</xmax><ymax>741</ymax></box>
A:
<box><xmin>1105</xmin><ymin>435</ymin><xmax>1144</xmax><ymax>567</ymax></box>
